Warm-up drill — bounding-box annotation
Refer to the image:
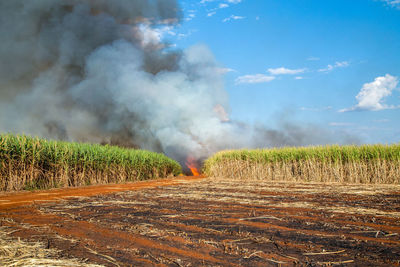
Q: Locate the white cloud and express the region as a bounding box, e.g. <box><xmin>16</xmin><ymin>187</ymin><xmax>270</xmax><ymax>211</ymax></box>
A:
<box><xmin>335</xmin><ymin>61</ymin><xmax>349</xmax><ymax>68</ymax></box>
<box><xmin>223</xmin><ymin>15</ymin><xmax>245</xmax><ymax>22</ymax></box>
<box><xmin>201</xmin><ymin>0</ymin><xmax>242</xmax><ymax>5</ymax></box>
<box><xmin>202</xmin><ymin>0</ymin><xmax>242</xmax><ymax>17</ymax></box>
<box><xmin>268</xmin><ymin>67</ymin><xmax>306</xmax><ymax>75</ymax></box>
<box><xmin>178</xmin><ymin>33</ymin><xmax>187</xmax><ymax>39</ymax></box>
<box><xmin>235</xmin><ymin>74</ymin><xmax>275</xmax><ymax>84</ymax></box>
<box><xmin>295</xmin><ymin>76</ymin><xmax>304</xmax><ymax>80</ymax></box>
<box><xmin>318</xmin><ymin>61</ymin><xmax>349</xmax><ymax>72</ymax></box>
<box><xmin>185</xmin><ymin>12</ymin><xmax>196</xmax><ymax>21</ymax></box>
<box><xmin>177</xmin><ymin>29</ymin><xmax>196</xmax><ymax>40</ymax></box>
<box><xmin>381</xmin><ymin>0</ymin><xmax>400</xmax><ymax>8</ymax></box>
<box><xmin>339</xmin><ymin>74</ymin><xmax>399</xmax><ymax>112</ymax></box>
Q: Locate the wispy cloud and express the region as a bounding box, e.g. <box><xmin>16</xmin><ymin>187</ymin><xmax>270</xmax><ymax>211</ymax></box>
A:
<box><xmin>223</xmin><ymin>15</ymin><xmax>245</xmax><ymax>22</ymax></box>
<box><xmin>235</xmin><ymin>74</ymin><xmax>275</xmax><ymax>84</ymax></box>
<box><xmin>295</xmin><ymin>76</ymin><xmax>304</xmax><ymax>80</ymax></box>
<box><xmin>381</xmin><ymin>0</ymin><xmax>400</xmax><ymax>8</ymax></box>
<box><xmin>339</xmin><ymin>74</ymin><xmax>399</xmax><ymax>112</ymax></box>
<box><xmin>318</xmin><ymin>61</ymin><xmax>349</xmax><ymax>72</ymax></box>
<box><xmin>185</xmin><ymin>12</ymin><xmax>196</xmax><ymax>21</ymax></box>
<box><xmin>202</xmin><ymin>0</ymin><xmax>242</xmax><ymax>18</ymax></box>
<box><xmin>268</xmin><ymin>67</ymin><xmax>306</xmax><ymax>75</ymax></box>
<box><xmin>201</xmin><ymin>0</ymin><xmax>242</xmax><ymax>5</ymax></box>
<box><xmin>177</xmin><ymin>29</ymin><xmax>196</xmax><ymax>40</ymax></box>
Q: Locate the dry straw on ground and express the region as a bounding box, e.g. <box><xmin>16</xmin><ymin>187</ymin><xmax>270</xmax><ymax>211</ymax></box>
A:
<box><xmin>204</xmin><ymin>145</ymin><xmax>400</xmax><ymax>184</ymax></box>
<box><xmin>0</xmin><ymin>226</ymin><xmax>103</xmax><ymax>267</ymax></box>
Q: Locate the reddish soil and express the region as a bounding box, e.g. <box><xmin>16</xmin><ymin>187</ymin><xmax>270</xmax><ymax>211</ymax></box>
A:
<box><xmin>1</xmin><ymin>177</ymin><xmax>400</xmax><ymax>266</ymax></box>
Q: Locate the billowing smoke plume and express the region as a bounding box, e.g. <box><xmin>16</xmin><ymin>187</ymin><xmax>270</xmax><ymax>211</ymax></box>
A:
<box><xmin>0</xmin><ymin>1</ymin><xmax>357</xmax><ymax>170</ymax></box>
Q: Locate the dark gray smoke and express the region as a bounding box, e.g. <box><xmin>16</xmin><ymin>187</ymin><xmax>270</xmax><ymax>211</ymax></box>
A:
<box><xmin>0</xmin><ymin>0</ymin><xmax>358</xmax><ymax>170</ymax></box>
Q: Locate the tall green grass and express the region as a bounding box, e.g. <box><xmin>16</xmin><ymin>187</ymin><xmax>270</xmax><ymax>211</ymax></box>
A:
<box><xmin>0</xmin><ymin>134</ymin><xmax>181</xmax><ymax>191</ymax></box>
<box><xmin>204</xmin><ymin>144</ymin><xmax>400</xmax><ymax>184</ymax></box>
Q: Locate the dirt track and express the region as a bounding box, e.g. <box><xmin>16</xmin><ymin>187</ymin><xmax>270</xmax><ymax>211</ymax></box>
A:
<box><xmin>1</xmin><ymin>177</ymin><xmax>400</xmax><ymax>266</ymax></box>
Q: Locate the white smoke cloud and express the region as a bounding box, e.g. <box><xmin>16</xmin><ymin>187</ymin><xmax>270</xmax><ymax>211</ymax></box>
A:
<box><xmin>340</xmin><ymin>74</ymin><xmax>399</xmax><ymax>112</ymax></box>
<box><xmin>136</xmin><ymin>24</ymin><xmax>176</xmax><ymax>48</ymax></box>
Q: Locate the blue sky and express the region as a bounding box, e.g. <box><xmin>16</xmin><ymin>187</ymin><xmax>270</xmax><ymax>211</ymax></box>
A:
<box><xmin>165</xmin><ymin>0</ymin><xmax>400</xmax><ymax>144</ymax></box>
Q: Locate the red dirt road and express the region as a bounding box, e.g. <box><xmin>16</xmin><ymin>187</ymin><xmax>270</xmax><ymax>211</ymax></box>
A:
<box><xmin>0</xmin><ymin>176</ymin><xmax>205</xmax><ymax>209</ymax></box>
<box><xmin>1</xmin><ymin>177</ymin><xmax>400</xmax><ymax>266</ymax></box>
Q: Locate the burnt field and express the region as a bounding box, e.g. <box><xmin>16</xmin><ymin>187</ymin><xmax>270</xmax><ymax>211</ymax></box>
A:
<box><xmin>1</xmin><ymin>177</ymin><xmax>400</xmax><ymax>266</ymax></box>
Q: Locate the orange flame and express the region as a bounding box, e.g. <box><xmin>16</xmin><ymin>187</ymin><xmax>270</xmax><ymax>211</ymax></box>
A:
<box><xmin>185</xmin><ymin>156</ymin><xmax>200</xmax><ymax>176</ymax></box>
